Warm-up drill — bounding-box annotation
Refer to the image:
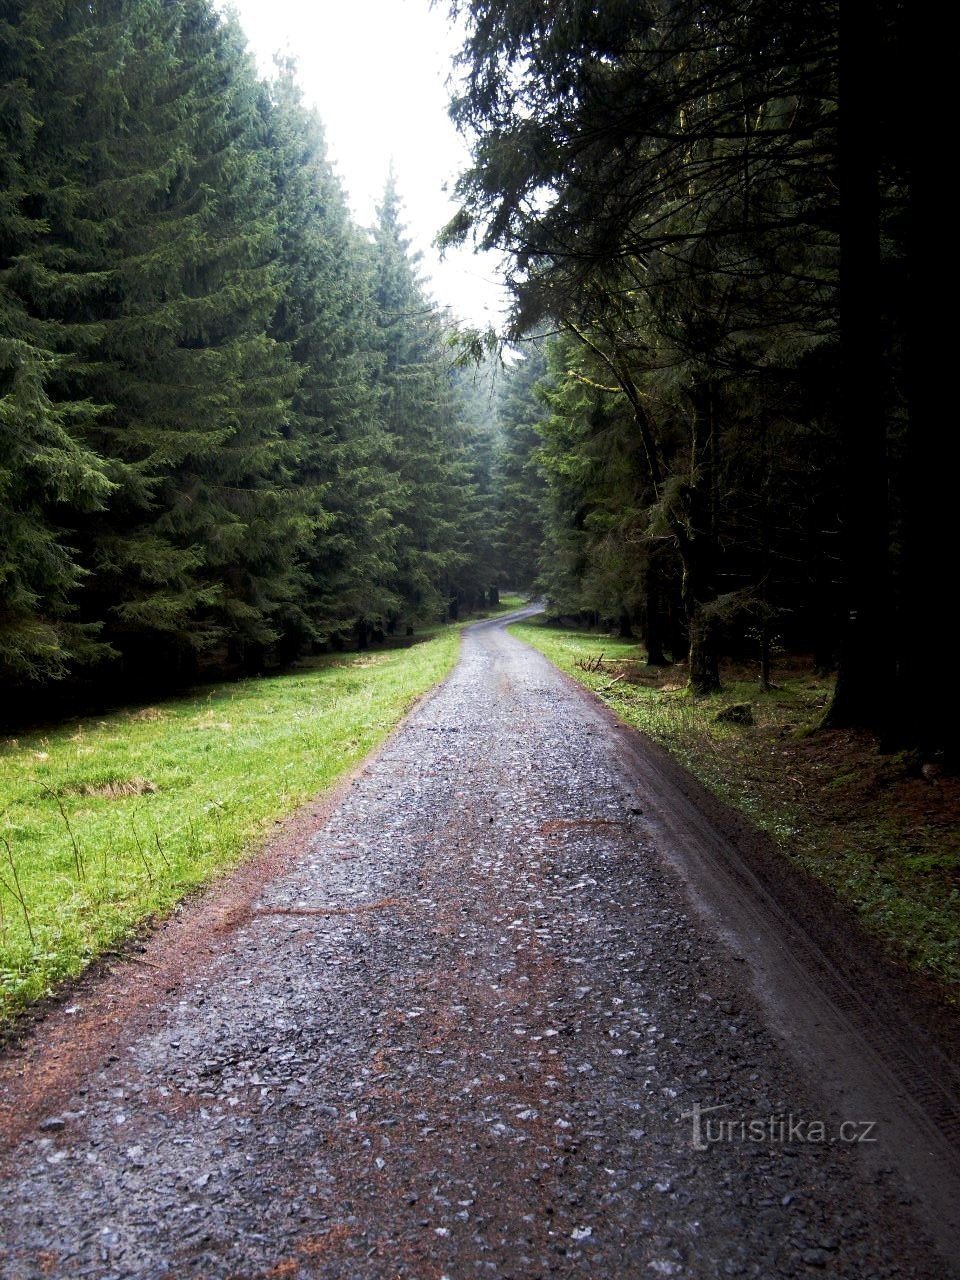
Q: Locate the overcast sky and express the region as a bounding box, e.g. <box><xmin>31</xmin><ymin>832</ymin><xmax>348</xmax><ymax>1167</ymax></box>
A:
<box><xmin>221</xmin><ymin>0</ymin><xmax>507</xmax><ymax>329</ymax></box>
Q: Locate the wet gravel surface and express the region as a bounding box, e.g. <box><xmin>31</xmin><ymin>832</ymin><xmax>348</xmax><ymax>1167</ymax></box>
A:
<box><xmin>0</xmin><ymin>614</ymin><xmax>945</xmax><ymax>1278</ymax></box>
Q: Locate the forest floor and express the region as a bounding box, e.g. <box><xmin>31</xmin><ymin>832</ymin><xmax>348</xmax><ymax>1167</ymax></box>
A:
<box><xmin>1</xmin><ymin>607</ymin><xmax>959</xmax><ymax>1278</ymax></box>
<box><xmin>509</xmin><ymin>620</ymin><xmax>960</xmax><ymax>997</ymax></box>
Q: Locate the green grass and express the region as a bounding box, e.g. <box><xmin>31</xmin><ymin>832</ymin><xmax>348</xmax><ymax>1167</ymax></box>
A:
<box><xmin>507</xmin><ymin>621</ymin><xmax>820</xmax><ymax>799</ymax></box>
<box><xmin>484</xmin><ymin>592</ymin><xmax>529</xmax><ymax>616</ymax></box>
<box><xmin>0</xmin><ymin>627</ymin><xmax>461</xmax><ymax>1021</ymax></box>
<box><xmin>510</xmin><ymin>619</ymin><xmax>960</xmax><ymax>992</ymax></box>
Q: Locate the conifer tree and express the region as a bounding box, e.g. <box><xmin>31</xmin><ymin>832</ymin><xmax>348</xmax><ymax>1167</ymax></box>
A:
<box><xmin>1</xmin><ymin>1</ymin><xmax>504</xmax><ymax>694</ymax></box>
<box><xmin>0</xmin><ymin>2</ymin><xmax>114</xmax><ymax>682</ymax></box>
<box><xmin>370</xmin><ymin>179</ymin><xmax>468</xmax><ymax>625</ymax></box>
<box><xmin>492</xmin><ymin>348</ymin><xmax>547</xmax><ymax>593</ymax></box>
<box><xmin>5</xmin><ymin>0</ymin><xmax>302</xmax><ymax>678</ymax></box>
<box><xmin>446</xmin><ymin>0</ymin><xmax>842</xmax><ymax>696</ymax></box>
<box><xmin>448</xmin><ymin>359</ymin><xmax>500</xmax><ymax>609</ymax></box>
<box><xmin>266</xmin><ymin>65</ymin><xmax>395</xmax><ymax>649</ymax></box>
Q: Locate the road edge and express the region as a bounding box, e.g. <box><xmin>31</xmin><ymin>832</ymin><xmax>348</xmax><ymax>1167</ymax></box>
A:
<box><xmin>504</xmin><ymin>619</ymin><xmax>960</xmax><ymax>1271</ymax></box>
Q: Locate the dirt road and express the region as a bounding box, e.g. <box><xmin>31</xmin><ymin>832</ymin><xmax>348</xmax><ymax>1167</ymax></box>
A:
<box><xmin>1</xmin><ymin>609</ymin><xmax>958</xmax><ymax>1278</ymax></box>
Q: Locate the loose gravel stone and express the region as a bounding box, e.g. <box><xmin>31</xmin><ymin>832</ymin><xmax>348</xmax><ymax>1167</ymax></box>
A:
<box><xmin>0</xmin><ymin>614</ymin><xmax>947</xmax><ymax>1278</ymax></box>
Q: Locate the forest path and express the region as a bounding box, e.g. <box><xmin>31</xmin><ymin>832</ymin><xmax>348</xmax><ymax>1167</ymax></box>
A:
<box><xmin>1</xmin><ymin>609</ymin><xmax>957</xmax><ymax>1278</ymax></box>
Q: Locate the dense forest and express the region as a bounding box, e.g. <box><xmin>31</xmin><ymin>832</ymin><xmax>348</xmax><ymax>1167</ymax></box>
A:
<box><xmin>2</xmin><ymin>0</ymin><xmax>939</xmax><ymax>755</ymax></box>
<box><xmin>449</xmin><ymin>0</ymin><xmax>940</xmax><ymax>755</ymax></box>
<box><xmin>0</xmin><ymin>0</ymin><xmax>502</xmax><ymax>710</ymax></box>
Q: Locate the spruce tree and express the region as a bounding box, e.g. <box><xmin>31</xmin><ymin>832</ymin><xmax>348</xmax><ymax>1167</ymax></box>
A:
<box><xmin>266</xmin><ymin>65</ymin><xmax>396</xmax><ymax>649</ymax></box>
<box><xmin>370</xmin><ymin>179</ymin><xmax>468</xmax><ymax>626</ymax></box>
<box><xmin>0</xmin><ymin>3</ymin><xmax>114</xmax><ymax>683</ymax></box>
<box><xmin>5</xmin><ymin>0</ymin><xmax>301</xmax><ymax>681</ymax></box>
<box><xmin>493</xmin><ymin>348</ymin><xmax>547</xmax><ymax>593</ymax></box>
<box><xmin>446</xmin><ymin>360</ymin><xmax>500</xmax><ymax>610</ymax></box>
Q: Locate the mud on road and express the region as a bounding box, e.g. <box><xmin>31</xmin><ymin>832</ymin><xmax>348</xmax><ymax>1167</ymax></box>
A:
<box><xmin>1</xmin><ymin>609</ymin><xmax>957</xmax><ymax>1278</ymax></box>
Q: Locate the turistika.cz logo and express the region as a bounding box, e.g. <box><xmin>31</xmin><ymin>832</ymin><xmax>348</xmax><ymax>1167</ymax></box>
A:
<box><xmin>682</xmin><ymin>1102</ymin><xmax>878</xmax><ymax>1152</ymax></box>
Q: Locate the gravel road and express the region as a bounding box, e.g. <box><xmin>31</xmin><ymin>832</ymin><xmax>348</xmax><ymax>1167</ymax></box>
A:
<box><xmin>0</xmin><ymin>610</ymin><xmax>954</xmax><ymax>1278</ymax></box>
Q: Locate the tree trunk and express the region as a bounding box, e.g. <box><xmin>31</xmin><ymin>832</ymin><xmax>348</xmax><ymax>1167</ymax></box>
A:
<box><xmin>759</xmin><ymin>624</ymin><xmax>772</xmax><ymax>692</ymax></box>
<box><xmin>811</xmin><ymin>538</ymin><xmax>837</xmax><ymax>675</ymax></box>
<box><xmin>617</xmin><ymin>608</ymin><xmax>633</xmax><ymax>639</ymax></box>
<box><xmin>685</xmin><ymin>593</ymin><xmax>721</xmax><ymax>694</ymax></box>
<box><xmin>643</xmin><ymin>567</ymin><xmax>669</xmax><ymax>666</ymax></box>
<box><xmin>241</xmin><ymin>641</ymin><xmax>267</xmax><ymax>676</ymax></box>
<box><xmin>822</xmin><ymin>8</ymin><xmax>894</xmax><ymax>731</ymax></box>
<box><xmin>681</xmin><ymin>379</ymin><xmax>721</xmax><ymax>695</ymax></box>
<box><xmin>885</xmin><ymin>9</ymin><xmax>954</xmax><ymax>758</ymax></box>
<box><xmin>893</xmin><ymin>269</ymin><xmax>956</xmax><ymax>756</ymax></box>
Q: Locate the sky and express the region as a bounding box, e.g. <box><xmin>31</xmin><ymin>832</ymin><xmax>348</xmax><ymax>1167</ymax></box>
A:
<box><xmin>221</xmin><ymin>0</ymin><xmax>508</xmax><ymax>329</ymax></box>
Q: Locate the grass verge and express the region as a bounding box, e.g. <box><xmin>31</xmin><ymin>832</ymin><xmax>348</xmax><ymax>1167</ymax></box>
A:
<box><xmin>0</xmin><ymin>627</ymin><xmax>461</xmax><ymax>1021</ymax></box>
<box><xmin>510</xmin><ymin>619</ymin><xmax>960</xmax><ymax>994</ymax></box>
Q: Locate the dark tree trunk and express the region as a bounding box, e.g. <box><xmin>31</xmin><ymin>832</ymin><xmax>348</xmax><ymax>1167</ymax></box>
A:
<box><xmin>666</xmin><ymin>590</ymin><xmax>686</xmax><ymax>664</ymax></box>
<box><xmin>759</xmin><ymin>623</ymin><xmax>772</xmax><ymax>692</ymax></box>
<box><xmin>823</xmin><ymin>8</ymin><xmax>894</xmax><ymax>731</ymax></box>
<box><xmin>685</xmin><ymin>592</ymin><xmax>721</xmax><ymax>695</ymax></box>
<box><xmin>681</xmin><ymin>380</ymin><xmax>721</xmax><ymax>695</ymax></box>
<box><xmin>617</xmin><ymin>609</ymin><xmax>633</xmax><ymax>639</ymax></box>
<box><xmin>643</xmin><ymin>570</ymin><xmax>669</xmax><ymax>666</ymax></box>
<box><xmin>811</xmin><ymin>539</ymin><xmax>838</xmax><ymax>675</ymax></box>
<box><xmin>884</xmin><ymin>10</ymin><xmax>955</xmax><ymax>757</ymax></box>
<box><xmin>893</xmin><ymin>282</ymin><xmax>956</xmax><ymax>756</ymax></box>
<box><xmin>241</xmin><ymin>642</ymin><xmax>267</xmax><ymax>676</ymax></box>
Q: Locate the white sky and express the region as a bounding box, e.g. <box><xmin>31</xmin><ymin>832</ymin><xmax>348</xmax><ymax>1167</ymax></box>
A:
<box><xmin>222</xmin><ymin>0</ymin><xmax>508</xmax><ymax>329</ymax></box>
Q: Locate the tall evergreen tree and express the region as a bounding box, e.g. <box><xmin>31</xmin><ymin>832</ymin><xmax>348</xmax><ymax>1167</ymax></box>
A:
<box><xmin>448</xmin><ymin>358</ymin><xmax>500</xmax><ymax>609</ymax></box>
<box><xmin>445</xmin><ymin>0</ymin><xmax>843</xmax><ymax>698</ymax></box>
<box><xmin>370</xmin><ymin>178</ymin><xmax>469</xmax><ymax>626</ymax></box>
<box><xmin>492</xmin><ymin>348</ymin><xmax>546</xmax><ymax>593</ymax></box>
<box><xmin>266</xmin><ymin>64</ymin><xmax>395</xmax><ymax>650</ymax></box>
<box><xmin>5</xmin><ymin>0</ymin><xmax>301</xmax><ymax>681</ymax></box>
<box><xmin>0</xmin><ymin>1</ymin><xmax>114</xmax><ymax>683</ymax></box>
<box><xmin>1</xmin><ymin>1</ymin><xmax>504</xmax><ymax>697</ymax></box>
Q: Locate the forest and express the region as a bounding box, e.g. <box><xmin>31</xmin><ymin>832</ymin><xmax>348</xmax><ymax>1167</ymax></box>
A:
<box><xmin>1</xmin><ymin>0</ymin><xmax>938</xmax><ymax>756</ymax></box>
<box><xmin>452</xmin><ymin>0</ymin><xmax>937</xmax><ymax>755</ymax></box>
<box><xmin>4</xmin><ymin>9</ymin><xmax>959</xmax><ymax>1274</ymax></box>
<box><xmin>1</xmin><ymin>0</ymin><xmax>504</xmax><ymax>718</ymax></box>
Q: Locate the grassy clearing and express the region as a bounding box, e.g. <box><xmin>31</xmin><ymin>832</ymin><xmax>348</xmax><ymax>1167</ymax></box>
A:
<box><xmin>0</xmin><ymin>627</ymin><xmax>462</xmax><ymax>1021</ymax></box>
<box><xmin>485</xmin><ymin>592</ymin><xmax>529</xmax><ymax>616</ymax></box>
<box><xmin>510</xmin><ymin>619</ymin><xmax>960</xmax><ymax>992</ymax></box>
